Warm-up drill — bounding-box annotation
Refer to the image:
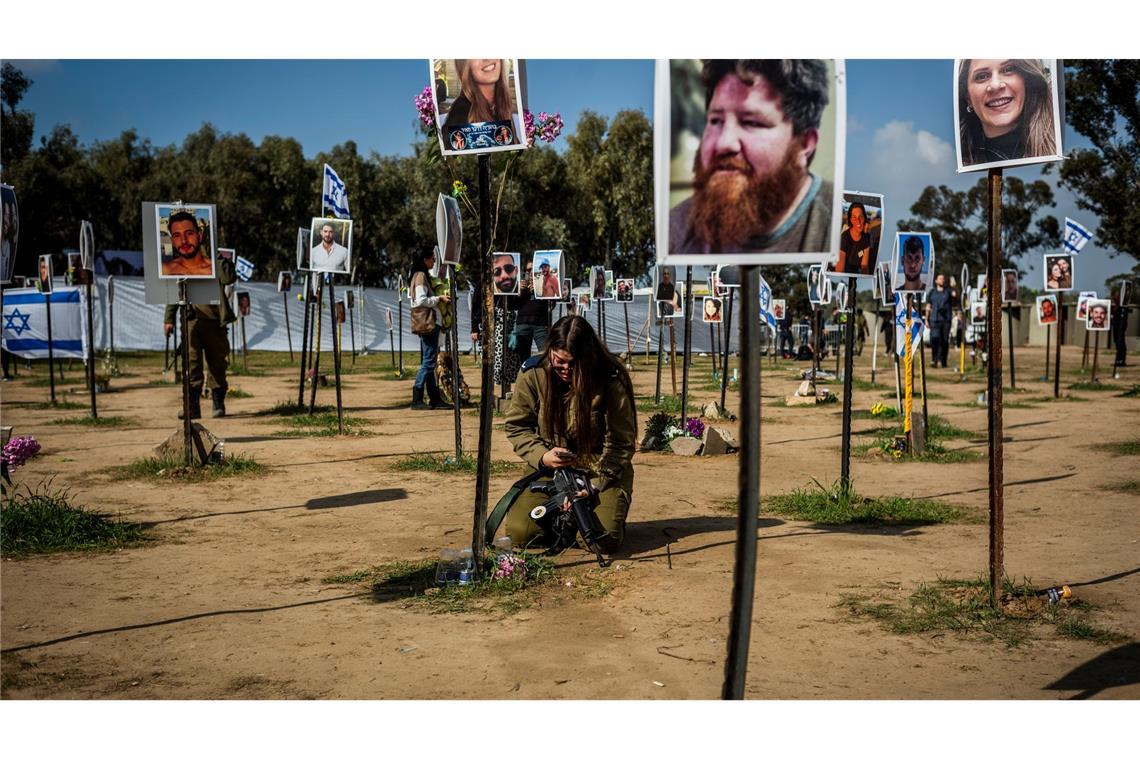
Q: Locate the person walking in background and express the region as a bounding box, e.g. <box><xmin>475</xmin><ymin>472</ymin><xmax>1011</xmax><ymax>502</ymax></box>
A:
<box><xmin>925</xmin><ymin>273</ymin><xmax>953</xmax><ymax>367</ymax></box>
<box><xmin>409</xmin><ymin>249</ymin><xmax>449</xmax><ymax>410</ymax></box>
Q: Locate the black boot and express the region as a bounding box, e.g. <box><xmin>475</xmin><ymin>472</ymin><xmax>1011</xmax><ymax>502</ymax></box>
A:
<box><xmin>411</xmin><ymin>385</ymin><xmax>429</xmax><ymax>410</ymax></box>
<box><xmin>178</xmin><ymin>395</ymin><xmax>202</xmax><ymax>420</ymax></box>
<box><xmin>211</xmin><ymin>388</ymin><xmax>227</xmax><ymax>418</ymax></box>
<box><xmin>428</xmin><ymin>384</ymin><xmax>448</xmax><ymax>409</ymax></box>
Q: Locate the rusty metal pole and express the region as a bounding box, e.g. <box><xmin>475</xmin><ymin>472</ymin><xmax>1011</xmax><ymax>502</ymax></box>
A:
<box><xmin>986</xmin><ymin>168</ymin><xmax>1005</xmax><ymax>609</ymax></box>
<box><xmin>1054</xmin><ymin>296</ymin><xmax>1064</xmax><ymax>399</ymax></box>
<box><xmin>471</xmin><ymin>154</ymin><xmax>494</xmax><ymax>580</ymax></box>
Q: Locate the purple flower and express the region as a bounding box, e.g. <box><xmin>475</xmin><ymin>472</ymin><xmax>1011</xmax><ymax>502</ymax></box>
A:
<box><xmin>414</xmin><ymin>86</ymin><xmax>436</xmax><ymax>130</ymax></box>
<box><xmin>2</xmin><ymin>435</ymin><xmax>42</xmax><ymax>471</ymax></box>
<box><xmin>685</xmin><ymin>418</ymin><xmax>705</xmax><ymax>440</ymax></box>
<box><xmin>523</xmin><ymin>109</ymin><xmax>563</xmax><ymax>147</ymax></box>
<box><xmin>492</xmin><ymin>553</ymin><xmax>528</xmax><ymax>580</ymax></box>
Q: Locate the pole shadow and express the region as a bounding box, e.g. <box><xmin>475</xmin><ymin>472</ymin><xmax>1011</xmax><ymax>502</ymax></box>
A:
<box><xmin>143</xmin><ymin>488</ymin><xmax>407</xmax><ymax>526</ymax></box>
<box><xmin>1043</xmin><ymin>642</ymin><xmax>1140</xmax><ymax>699</ymax></box>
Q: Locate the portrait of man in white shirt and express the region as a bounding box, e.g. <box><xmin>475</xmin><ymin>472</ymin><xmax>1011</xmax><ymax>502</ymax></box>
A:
<box><xmin>309</xmin><ymin>218</ymin><xmax>352</xmax><ymax>274</ymax></box>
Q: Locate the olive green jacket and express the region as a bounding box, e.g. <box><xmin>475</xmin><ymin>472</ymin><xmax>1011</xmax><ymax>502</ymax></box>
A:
<box><xmin>163</xmin><ymin>256</ymin><xmax>238</xmax><ymax>326</ymax></box>
<box><xmin>504</xmin><ymin>364</ymin><xmax>636</xmax><ymax>493</ymax></box>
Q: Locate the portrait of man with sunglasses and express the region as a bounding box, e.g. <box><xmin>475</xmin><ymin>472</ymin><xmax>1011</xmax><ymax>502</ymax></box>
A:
<box><xmin>493</xmin><ymin>252</ymin><xmax>520</xmax><ymax>295</ymax></box>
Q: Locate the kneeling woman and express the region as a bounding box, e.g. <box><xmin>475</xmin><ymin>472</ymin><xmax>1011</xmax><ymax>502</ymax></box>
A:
<box><xmin>503</xmin><ymin>316</ymin><xmax>637</xmax><ymax>553</ymax></box>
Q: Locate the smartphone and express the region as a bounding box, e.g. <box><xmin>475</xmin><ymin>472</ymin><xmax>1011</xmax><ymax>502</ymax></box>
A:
<box><xmin>555</xmin><ymin>450</ymin><xmax>576</xmax><ymax>461</ymax></box>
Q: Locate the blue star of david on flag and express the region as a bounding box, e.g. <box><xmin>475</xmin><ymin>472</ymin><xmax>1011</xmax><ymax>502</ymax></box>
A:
<box><xmin>1062</xmin><ymin>217</ymin><xmax>1092</xmax><ymax>254</ymax></box>
<box><xmin>3</xmin><ymin>307</ymin><xmax>31</xmax><ymax>336</ymax></box>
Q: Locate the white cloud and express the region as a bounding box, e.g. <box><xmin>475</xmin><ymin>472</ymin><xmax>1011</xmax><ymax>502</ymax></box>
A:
<box><xmin>871</xmin><ymin>120</ymin><xmax>954</xmax><ymax>179</ymax></box>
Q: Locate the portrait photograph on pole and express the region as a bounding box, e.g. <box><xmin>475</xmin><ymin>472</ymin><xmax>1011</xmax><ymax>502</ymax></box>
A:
<box><xmin>1001</xmin><ymin>268</ymin><xmax>1019</xmax><ymax>303</ymax></box>
<box><xmin>808</xmin><ymin>263</ymin><xmax>825</xmax><ymax>305</ymax></box>
<box><xmin>308</xmin><ymin>218</ymin><xmax>352</xmax><ymax>275</ymax></box>
<box><xmin>1076</xmin><ymin>291</ymin><xmax>1097</xmax><ymax>321</ymax></box>
<box><xmin>155</xmin><ymin>204</ymin><xmax>216</xmax><ymax>279</ymax></box>
<box><xmin>277</xmin><ymin>271</ymin><xmax>293</xmax><ymax>293</ymax></box>
<box><xmin>561</xmin><ymin>278</ymin><xmax>572</xmax><ymax>303</ymax></box>
<box><xmin>831</xmin><ymin>191</ymin><xmax>884</xmax><ymax>277</ymax></box>
<box><xmin>436</xmin><ymin>193</ymin><xmax>463</xmax><ymax>266</ymax></box>
<box><xmin>702</xmin><ymin>296</ymin><xmax>723</xmax><ymax>323</ymax></box>
<box><xmin>296</xmin><ymin>227</ymin><xmax>310</xmax><ymax>270</ymax></box>
<box><xmin>1</xmin><ymin>184</ymin><xmax>18</xmax><ymax>285</ymax></box>
<box><xmin>616</xmin><ymin>278</ymin><xmax>634</xmax><ymax>303</ymax></box>
<box><xmin>1085</xmin><ymin>299</ymin><xmax>1111</xmax><ymax>331</ymax></box>
<box><xmin>590</xmin><ymin>265</ymin><xmax>607</xmax><ymax>300</ymax></box>
<box><xmin>954</xmin><ymin>59</ymin><xmax>1065</xmax><ymax>173</ymax></box>
<box><xmin>602</xmin><ymin>270</ymin><xmax>616</xmax><ymax>301</ymax></box>
<box><xmin>656</xmin><ymin>58</ymin><xmax>846</xmax><ymax>266</ymax></box>
<box><xmin>1043</xmin><ymin>253</ymin><xmax>1074</xmax><ymax>292</ymax></box>
<box><xmin>656</xmin><ymin>281</ymin><xmax>685</xmax><ymax>319</ymax></box>
<box><xmin>1036</xmin><ymin>294</ymin><xmax>1058</xmax><ymax>326</ymax></box>
<box><xmin>891</xmin><ymin>232</ymin><xmax>935</xmax><ymax>292</ymax></box>
<box><xmin>530</xmin><ymin>250</ymin><xmax>562</xmax><ymax>299</ymax></box>
<box><xmin>430</xmin><ymin>59</ymin><xmax>527</xmax><ymax>156</ymax></box>
<box><xmin>654</xmin><ymin>264</ymin><xmax>680</xmax><ymax>316</ymax></box>
<box><xmin>36</xmin><ymin>254</ymin><xmax>54</xmax><ymax>294</ymax></box>
<box><xmin>491</xmin><ymin>252</ymin><xmax>521</xmax><ymax>296</ymax></box>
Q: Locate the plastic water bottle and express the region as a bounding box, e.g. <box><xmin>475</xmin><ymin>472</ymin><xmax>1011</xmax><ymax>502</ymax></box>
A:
<box><xmin>435</xmin><ymin>549</ymin><xmax>459</xmax><ymax>586</ymax></box>
<box><xmin>493</xmin><ymin>536</ymin><xmax>512</xmax><ymax>558</ymax></box>
<box><xmin>457</xmin><ymin>547</ymin><xmax>475</xmax><ymax>585</ymax></box>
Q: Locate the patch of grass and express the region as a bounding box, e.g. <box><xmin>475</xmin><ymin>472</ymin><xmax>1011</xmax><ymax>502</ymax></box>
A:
<box><xmin>18</xmin><ymin>377</ymin><xmax>84</xmax><ymax>388</ymax></box>
<box><xmin>913</xmin><ymin>443</ymin><xmax>984</xmax><ymax>463</ymax></box>
<box><xmin>7</xmin><ymin>400</ymin><xmax>88</xmax><ymax>411</ymax></box>
<box><xmin>764</xmin><ymin>479</ymin><xmax>978</xmax><ymax>526</ymax></box>
<box><xmin>879</xmin><ymin>390</ymin><xmax>947</xmax><ymax>400</ymax></box>
<box><xmin>253</xmin><ymin>401</ymin><xmax>335</xmax><ymax>417</ymax></box>
<box><xmin>848</xmin><ymin>377</ymin><xmax>887</xmax><ymax>391</ymax></box>
<box><xmin>1023</xmin><ymin>394</ymin><xmax>1090</xmax><ymax>403</ymax></box>
<box><xmin>636</xmin><ymin>395</ymin><xmax>694</xmax><ymax>415</ymax></box>
<box><xmin>109</xmin><ymin>453</ymin><xmax>267</xmax><ymax>482</ymax></box>
<box><xmin>147</xmin><ymin>378</ymin><xmax>177</xmax><ymax>386</ymax></box>
<box><xmin>1119</xmin><ymin>384</ymin><xmax>1140</xmax><ymax>398</ymax></box>
<box><xmin>226</xmin><ymin>366</ymin><xmax>266</xmax><ymax>377</ymax></box>
<box><xmin>1105</xmin><ymin>438</ymin><xmax>1140</xmax><ymax>457</ymax></box>
<box><xmin>48</xmin><ymin>415</ymin><xmax>131</xmax><ymax>427</ymax></box>
<box><xmin>226</xmin><ymin>388</ymin><xmax>252</xmax><ymax>399</ymax></box>
<box><xmin>1101</xmin><ymin>479</ymin><xmax>1140</xmax><ymax>495</ymax></box>
<box><xmin>1</xmin><ymin>482</ymin><xmax>150</xmax><ymax>557</ymax></box>
<box><xmin>272</xmin><ymin>412</ymin><xmax>371</xmax><ymax>437</ymax></box>
<box><xmin>324</xmin><ymin>555</ymin><xmax>559</xmax><ymax>615</ymax></box>
<box><xmin>925</xmin><ymin>415</ymin><xmax>977</xmax><ymax>440</ymax></box>
<box><xmin>1068</xmin><ymin>381</ymin><xmax>1122</xmax><ymax>392</ymax></box>
<box><xmin>838</xmin><ymin>577</ymin><xmax>1129</xmax><ymax>648</ymax></box>
<box><xmin>855</xmin><ymin>414</ymin><xmax>982</xmax><ymax>463</ymax></box>
<box><xmin>392</xmin><ymin>452</ymin><xmax>521</xmax><ymax>475</ymax></box>
<box><xmin>369</xmin><ymin>367</ymin><xmax>411</xmax><ymax>380</ymax></box>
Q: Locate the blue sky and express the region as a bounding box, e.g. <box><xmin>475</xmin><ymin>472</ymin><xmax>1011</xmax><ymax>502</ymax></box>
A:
<box><xmin>9</xmin><ymin>57</ymin><xmax>1130</xmax><ymax>292</ymax></box>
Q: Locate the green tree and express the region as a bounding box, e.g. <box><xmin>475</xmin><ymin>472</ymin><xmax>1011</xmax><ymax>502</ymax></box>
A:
<box><xmin>1050</xmin><ymin>59</ymin><xmax>1140</xmax><ymax>287</ymax></box>
<box><xmin>1</xmin><ymin>63</ymin><xmax>36</xmax><ymax>172</ymax></box>
<box><xmin>896</xmin><ymin>177</ymin><xmax>1059</xmax><ymax>289</ymax></box>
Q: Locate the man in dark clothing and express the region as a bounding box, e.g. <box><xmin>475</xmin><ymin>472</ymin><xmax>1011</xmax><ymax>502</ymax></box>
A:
<box><xmin>925</xmin><ymin>273</ymin><xmax>952</xmax><ymax>367</ymax></box>
<box><xmin>510</xmin><ymin>260</ymin><xmax>552</xmax><ymax>359</ymax></box>
<box><xmin>1111</xmin><ymin>298</ymin><xmax>1130</xmax><ymax>368</ymax></box>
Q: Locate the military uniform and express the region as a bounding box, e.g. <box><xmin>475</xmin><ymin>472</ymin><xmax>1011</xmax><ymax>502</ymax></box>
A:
<box><xmin>502</xmin><ymin>362</ymin><xmax>637</xmax><ymax>552</ymax></box>
<box><xmin>163</xmin><ymin>256</ymin><xmax>237</xmax><ymax>418</ymax></box>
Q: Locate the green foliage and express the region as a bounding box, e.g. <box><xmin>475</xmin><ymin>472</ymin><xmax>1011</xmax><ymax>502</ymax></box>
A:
<box><xmin>1105</xmin><ymin>438</ymin><xmax>1140</xmax><ymax>456</ymax></box>
<box><xmin>1068</xmin><ymin>381</ymin><xmax>1123</xmax><ymax>392</ymax></box>
<box><xmin>840</xmin><ymin>576</ymin><xmax>1128</xmax><ymax>648</ymax></box>
<box><xmin>226</xmin><ymin>388</ymin><xmax>253</xmax><ymax>399</ymax></box>
<box><xmin>110</xmin><ymin>453</ymin><xmax>266</xmax><ymax>482</ymax></box>
<box><xmin>270</xmin><ymin>412</ymin><xmax>370</xmax><ymax>437</ymax></box>
<box><xmin>1</xmin><ymin>481</ymin><xmax>149</xmax><ymax>557</ymax></box>
<box><xmin>48</xmin><ymin>415</ymin><xmax>130</xmax><ymax>427</ymax></box>
<box><xmin>391</xmin><ymin>453</ymin><xmax>521</xmax><ymax>475</ymax></box>
<box><xmin>643</xmin><ymin>411</ymin><xmax>679</xmax><ymax>451</ymax></box>
<box><xmin>253</xmin><ymin>401</ymin><xmax>335</xmax><ymax>417</ymax></box>
<box><xmin>765</xmin><ymin>479</ymin><xmax>977</xmax><ymax>526</ymax></box>
<box><xmin>637</xmin><ymin>395</ymin><xmax>691</xmax><ymax>414</ymax></box>
<box><xmin>1119</xmin><ymin>384</ymin><xmax>1140</xmax><ymax>398</ymax></box>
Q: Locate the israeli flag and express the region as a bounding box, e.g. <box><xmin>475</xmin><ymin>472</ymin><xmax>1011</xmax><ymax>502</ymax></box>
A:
<box><xmin>322</xmin><ymin>163</ymin><xmax>351</xmax><ymax>219</ymax></box>
<box><xmin>758</xmin><ymin>275</ymin><xmax>777</xmax><ymax>329</ymax></box>
<box><xmin>1062</xmin><ymin>217</ymin><xmax>1092</xmax><ymax>254</ymax></box>
<box><xmin>894</xmin><ymin>293</ymin><xmax>924</xmax><ymax>357</ymax></box>
<box><xmin>2</xmin><ymin>286</ymin><xmax>87</xmax><ymax>360</ymax></box>
<box><xmin>235</xmin><ymin>255</ymin><xmax>255</xmax><ymax>282</ymax></box>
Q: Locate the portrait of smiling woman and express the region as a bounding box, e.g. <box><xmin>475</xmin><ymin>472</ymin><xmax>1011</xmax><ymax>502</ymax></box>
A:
<box><xmin>955</xmin><ymin>58</ymin><xmax>1062</xmax><ymax>170</ymax></box>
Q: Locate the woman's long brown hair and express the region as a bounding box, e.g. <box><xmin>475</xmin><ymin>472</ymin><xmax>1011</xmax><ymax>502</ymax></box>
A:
<box><xmin>457</xmin><ymin>59</ymin><xmax>513</xmax><ymax>124</ymax></box>
<box><xmin>540</xmin><ymin>315</ymin><xmax>636</xmax><ymax>467</ymax></box>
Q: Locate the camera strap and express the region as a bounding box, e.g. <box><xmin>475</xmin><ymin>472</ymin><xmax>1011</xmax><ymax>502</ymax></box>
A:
<box><xmin>484</xmin><ymin>468</ymin><xmax>548</xmax><ymax>545</ymax></box>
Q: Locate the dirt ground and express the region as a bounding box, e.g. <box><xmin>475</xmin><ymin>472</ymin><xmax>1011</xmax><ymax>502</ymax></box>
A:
<box><xmin>2</xmin><ymin>339</ymin><xmax>1137</xmax><ymax>700</ymax></box>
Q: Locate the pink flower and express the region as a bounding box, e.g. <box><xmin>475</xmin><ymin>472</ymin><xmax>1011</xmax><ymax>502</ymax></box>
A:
<box><xmin>2</xmin><ymin>436</ymin><xmax>42</xmax><ymax>471</ymax></box>
<box><xmin>414</xmin><ymin>86</ymin><xmax>436</xmax><ymax>130</ymax></box>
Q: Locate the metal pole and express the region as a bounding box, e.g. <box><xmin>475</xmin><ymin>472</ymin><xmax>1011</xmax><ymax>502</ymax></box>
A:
<box><xmin>918</xmin><ymin>335</ymin><xmax>929</xmax><ymax>431</ymax></box>
<box><xmin>179</xmin><ymin>281</ymin><xmax>192</xmax><ymax>466</ymax></box>
<box><xmin>297</xmin><ymin>284</ymin><xmax>311</xmax><ymax>407</ymax></box>
<box><xmin>44</xmin><ymin>289</ymin><xmax>57</xmax><ymax>404</ymax></box>
<box><xmin>669</xmin><ymin>319</ymin><xmax>678</xmax><ymax>397</ymax></box>
<box><xmin>472</xmin><ymin>154</ymin><xmax>494</xmax><ymax>580</ymax></box>
<box><xmin>623</xmin><ymin>302</ymin><xmax>633</xmax><ymax>362</ymax></box>
<box><xmin>328</xmin><ymin>280</ymin><xmax>344</xmax><ymax>435</ymax></box>
<box><xmin>722</xmin><ymin>265</ymin><xmax>761</xmax><ymax>700</ymax></box>
<box><xmin>840</xmin><ymin>280</ymin><xmax>857</xmax><ymax>488</ymax></box>
<box><xmin>1081</xmin><ymin>330</ymin><xmax>1090</xmax><ymax>369</ymax></box>
<box><xmin>283</xmin><ymin>291</ymin><xmax>294</xmax><ymax>362</ymax></box>
<box><xmin>309</xmin><ymin>280</ymin><xmax>324</xmax><ymax>414</ymax></box>
<box><xmin>349</xmin><ymin>298</ymin><xmax>356</xmax><ymax>365</ymax></box>
<box><xmin>655</xmin><ymin>316</ymin><xmax>665</xmax><ymax>404</ymax></box>
<box><xmin>1007</xmin><ymin>307</ymin><xmax>1016</xmax><ymax>389</ymax></box>
<box><xmin>870</xmin><ymin>311</ymin><xmax>879</xmax><ymax>385</ymax></box>
<box><xmin>904</xmin><ymin>294</ymin><xmax>914</xmax><ymax>449</ymax></box>
<box><xmin>450</xmin><ymin>272</ymin><xmax>463</xmax><ymax>460</ymax></box>
<box><xmin>240</xmin><ymin>315</ymin><xmax>248</xmax><ymax>374</ymax></box>
<box><xmin>720</xmin><ymin>288</ymin><xmax>735</xmax><ymax>410</ymax></box>
<box><xmin>398</xmin><ymin>293</ymin><xmax>404</xmax><ymax>376</ymax></box>
<box><xmin>986</xmin><ymin>167</ymin><xmax>1005</xmax><ymax>609</ymax></box>
<box><xmin>1043</xmin><ymin>324</ymin><xmax>1050</xmax><ymax>381</ymax></box>
<box><xmin>1053</xmin><ymin>296</ymin><xmax>1064</xmax><ymax>398</ymax></box>
<box><xmin>85</xmin><ymin>277</ymin><xmax>97</xmax><ymax>418</ymax></box>
<box><xmin>680</xmin><ymin>267</ymin><xmax>693</xmax><ymax>424</ymax></box>
<box><xmin>1091</xmin><ymin>331</ymin><xmax>1100</xmax><ymax>384</ymax></box>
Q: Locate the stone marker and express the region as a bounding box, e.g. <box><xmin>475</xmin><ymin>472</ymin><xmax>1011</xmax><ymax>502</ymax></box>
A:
<box><xmin>702</xmin><ymin>426</ymin><xmax>739</xmax><ymax>456</ymax></box>
<box><xmin>153</xmin><ymin>423</ymin><xmax>224</xmax><ymax>462</ymax></box>
<box><xmin>702</xmin><ymin>401</ymin><xmax>737</xmax><ymax>421</ymax></box>
<box><xmin>670</xmin><ymin>437</ymin><xmax>703</xmax><ymax>456</ymax></box>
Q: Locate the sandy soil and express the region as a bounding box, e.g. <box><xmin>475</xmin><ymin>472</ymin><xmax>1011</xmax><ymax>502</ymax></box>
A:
<box><xmin>2</xmin><ymin>341</ymin><xmax>1137</xmax><ymax>700</ymax></box>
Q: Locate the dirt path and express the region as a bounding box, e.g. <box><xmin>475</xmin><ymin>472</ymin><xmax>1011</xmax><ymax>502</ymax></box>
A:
<box><xmin>2</xmin><ymin>343</ymin><xmax>1137</xmax><ymax>699</ymax></box>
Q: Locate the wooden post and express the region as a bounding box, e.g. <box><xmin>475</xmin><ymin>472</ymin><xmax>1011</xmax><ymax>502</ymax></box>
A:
<box><xmin>680</xmin><ymin>267</ymin><xmax>693</xmax><ymax>424</ymax></box>
<box><xmin>840</xmin><ymin>280</ymin><xmax>857</xmax><ymax>489</ymax></box>
<box><xmin>308</xmin><ymin>278</ymin><xmax>324</xmax><ymax>414</ymax></box>
<box><xmin>1091</xmin><ymin>331</ymin><xmax>1101</xmax><ymax>384</ymax></box>
<box><xmin>669</xmin><ymin>319</ymin><xmax>678</xmax><ymax>397</ymax></box>
<box><xmin>986</xmin><ymin>168</ymin><xmax>1005</xmax><ymax>609</ymax></box>
<box><xmin>472</xmin><ymin>154</ymin><xmax>494</xmax><ymax>580</ymax></box>
<box><xmin>1007</xmin><ymin>306</ymin><xmax>1017</xmax><ymax>389</ymax></box>
<box><xmin>283</xmin><ymin>291</ymin><xmax>294</xmax><ymax>362</ymax></box>
<box><xmin>328</xmin><ymin>280</ymin><xmax>344</xmax><ymax>434</ymax></box>
<box><xmin>1053</xmin><ymin>296</ymin><xmax>1064</xmax><ymax>399</ymax></box>
<box><xmin>44</xmin><ymin>289</ymin><xmax>56</xmax><ymax>405</ymax></box>
<box><xmin>904</xmin><ymin>294</ymin><xmax>914</xmax><ymax>450</ymax></box>
<box><xmin>1043</xmin><ymin>324</ymin><xmax>1051</xmax><ymax>382</ymax></box>
<box><xmin>297</xmin><ymin>283</ymin><xmax>311</xmax><ymax>407</ymax></box>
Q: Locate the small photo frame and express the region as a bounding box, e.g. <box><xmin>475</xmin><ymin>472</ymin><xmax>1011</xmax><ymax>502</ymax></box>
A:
<box><xmin>1075</xmin><ymin>291</ymin><xmax>1097</xmax><ymax>321</ymax></box>
<box><xmin>436</xmin><ymin>193</ymin><xmax>463</xmax><ymax>266</ymax></box>
<box><xmin>807</xmin><ymin>264</ymin><xmax>825</xmax><ymax>306</ymax></box>
<box><xmin>891</xmin><ymin>232</ymin><xmax>935</xmax><ymax>292</ymax></box>
<box><xmin>37</xmin><ymin>254</ymin><xmax>54</xmax><ymax>294</ymax></box>
<box><xmin>430</xmin><ymin>59</ymin><xmax>527</xmax><ymax>157</ymax></box>
<box><xmin>346</xmin><ymin>290</ymin><xmax>355</xmax><ymax>309</ymax></box>
<box><xmin>156</xmin><ymin>204</ymin><xmax>216</xmax><ymax>280</ymax></box>
<box><xmin>656</xmin><ymin>281</ymin><xmax>685</xmax><ymax>319</ymax></box>
<box><xmin>335</xmin><ymin>300</ymin><xmax>346</xmax><ymax>324</ymax></box>
<box><xmin>772</xmin><ymin>299</ymin><xmax>787</xmax><ymax>321</ymax></box>
<box><xmin>577</xmin><ymin>292</ymin><xmax>592</xmax><ymax>312</ymax></box>
<box><xmin>831</xmin><ymin>191</ymin><xmax>884</xmax><ymax>277</ymax></box>
<box><xmin>970</xmin><ymin>296</ymin><xmax>987</xmax><ymax>326</ymax></box>
<box><xmin>702</xmin><ymin>297</ymin><xmax>723</xmax><ymax>323</ymax></box>
<box><xmin>561</xmin><ymin>278</ymin><xmax>572</xmax><ymax>304</ymax></box>
<box><xmin>237</xmin><ymin>291</ymin><xmax>251</xmax><ymax>317</ymax></box>
<box><xmin>590</xmin><ymin>265</ymin><xmax>607</xmax><ymax>300</ymax></box>
<box><xmin>1000</xmin><ymin>269</ymin><xmax>1019</xmax><ymax>304</ymax></box>
<box><xmin>277</xmin><ymin>271</ymin><xmax>294</xmax><ymax>293</ymax></box>
<box><xmin>1085</xmin><ymin>299</ymin><xmax>1111</xmax><ymax>331</ymax></box>
<box><xmin>309</xmin><ymin>218</ymin><xmax>352</xmax><ymax>275</ymax></box>
<box><xmin>492</xmin><ymin>252</ymin><xmax>521</xmax><ymax>296</ymax></box>
<box><xmin>532</xmin><ymin>250</ymin><xmax>562</xmax><ymax>299</ymax></box>
<box><xmin>877</xmin><ymin>261</ymin><xmax>894</xmax><ymax>307</ymax></box>
<box><xmin>296</xmin><ymin>227</ymin><xmax>310</xmax><ymax>270</ymax></box>
<box><xmin>960</xmin><ymin>264</ymin><xmax>971</xmax><ymax>309</ymax></box>
<box><xmin>602</xmin><ymin>270</ymin><xmax>616</xmax><ymax>301</ymax></box>
<box><xmin>1035</xmin><ymin>295</ymin><xmax>1058</xmax><ymax>326</ymax></box>
<box><xmin>954</xmin><ymin>59</ymin><xmax>1065</xmax><ymax>173</ymax></box>
<box><xmin>1043</xmin><ymin>253</ymin><xmax>1074</xmax><ymax>292</ymax></box>
<box><xmin>616</xmin><ymin>278</ymin><xmax>635</xmax><ymax>303</ymax></box>
<box><xmin>65</xmin><ymin>252</ymin><xmax>92</xmax><ymax>286</ymax></box>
